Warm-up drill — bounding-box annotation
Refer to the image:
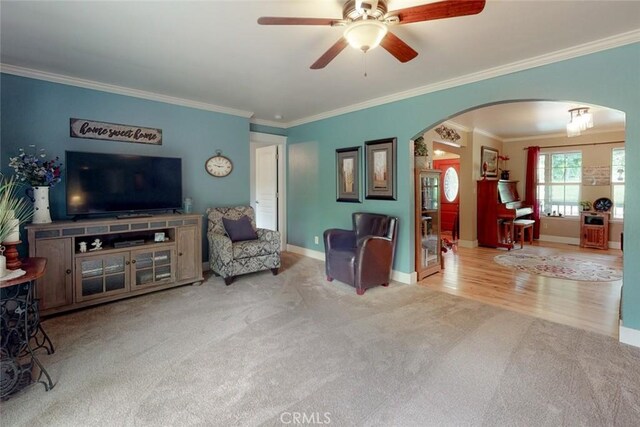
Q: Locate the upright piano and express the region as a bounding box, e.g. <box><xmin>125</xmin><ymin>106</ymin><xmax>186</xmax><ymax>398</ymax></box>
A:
<box><xmin>477</xmin><ymin>180</ymin><xmax>533</xmax><ymax>249</ymax></box>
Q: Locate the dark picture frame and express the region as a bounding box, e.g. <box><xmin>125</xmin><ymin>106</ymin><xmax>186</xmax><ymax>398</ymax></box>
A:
<box><xmin>336</xmin><ymin>146</ymin><xmax>361</xmax><ymax>202</ymax></box>
<box><xmin>480</xmin><ymin>146</ymin><xmax>499</xmax><ymax>178</ymax></box>
<box><xmin>365</xmin><ymin>137</ymin><xmax>397</xmax><ymax>200</ymax></box>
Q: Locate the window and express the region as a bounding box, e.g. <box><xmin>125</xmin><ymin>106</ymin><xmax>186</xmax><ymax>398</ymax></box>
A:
<box><xmin>443</xmin><ymin>167</ymin><xmax>459</xmax><ymax>202</ymax></box>
<box><xmin>537</xmin><ymin>152</ymin><xmax>582</xmax><ymax>216</ymax></box>
<box><xmin>611</xmin><ymin>148</ymin><xmax>625</xmax><ymax>219</ymax></box>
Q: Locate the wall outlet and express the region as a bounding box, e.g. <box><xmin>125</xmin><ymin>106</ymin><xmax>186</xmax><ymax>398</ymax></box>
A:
<box><xmin>543</xmin><ymin>222</ymin><xmax>548</xmax><ymax>229</ymax></box>
<box><xmin>314</xmin><ymin>236</ymin><xmax>319</xmax><ymax>245</ymax></box>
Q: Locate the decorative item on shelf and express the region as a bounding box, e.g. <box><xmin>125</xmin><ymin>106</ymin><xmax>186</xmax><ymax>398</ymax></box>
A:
<box><xmin>482</xmin><ymin>162</ymin><xmax>488</xmax><ymax>180</ymax></box>
<box><xmin>8</xmin><ymin>146</ymin><xmax>62</xmax><ymax>224</ymax></box>
<box><xmin>2</xmin><ymin>241</ymin><xmax>22</xmax><ymax>269</ymax></box>
<box><xmin>593</xmin><ymin>197</ymin><xmax>612</xmax><ymax>212</ymax></box>
<box><xmin>498</xmin><ymin>155</ymin><xmax>510</xmax><ymax>180</ymax></box>
<box><xmin>89</xmin><ymin>238</ymin><xmax>103</xmax><ymax>251</ymax></box>
<box><xmin>79</xmin><ymin>241</ymin><xmax>88</xmax><ymax>253</ymax></box>
<box><xmin>579</xmin><ymin>201</ymin><xmax>592</xmax><ymax>212</ymax></box>
<box><xmin>183</xmin><ymin>197</ymin><xmax>193</xmax><ymax>214</ymax></box>
<box><xmin>0</xmin><ymin>174</ymin><xmax>33</xmax><ymax>277</ymax></box>
<box><xmin>413</xmin><ymin>136</ymin><xmax>428</xmax><ymax>169</ymax></box>
<box><xmin>26</xmin><ymin>186</ymin><xmax>53</xmax><ymax>224</ymax></box>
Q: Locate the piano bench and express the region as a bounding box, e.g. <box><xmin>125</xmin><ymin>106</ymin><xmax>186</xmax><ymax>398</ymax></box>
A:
<box><xmin>514</xmin><ymin>219</ymin><xmax>535</xmax><ymax>249</ymax></box>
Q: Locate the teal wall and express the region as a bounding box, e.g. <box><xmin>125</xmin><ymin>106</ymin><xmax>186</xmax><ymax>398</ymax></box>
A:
<box><xmin>1</xmin><ymin>44</ymin><xmax>638</xmax><ymax>332</ymax></box>
<box><xmin>0</xmin><ymin>73</ymin><xmax>251</xmax><ymax>261</ymax></box>
<box><xmin>287</xmin><ymin>43</ymin><xmax>640</xmax><ymax>331</ymax></box>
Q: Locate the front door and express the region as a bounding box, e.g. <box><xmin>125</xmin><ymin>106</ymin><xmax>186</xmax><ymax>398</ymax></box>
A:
<box><xmin>255</xmin><ymin>145</ymin><xmax>278</xmax><ymax>230</ymax></box>
<box><xmin>434</xmin><ymin>158</ymin><xmax>460</xmax><ymax>237</ymax></box>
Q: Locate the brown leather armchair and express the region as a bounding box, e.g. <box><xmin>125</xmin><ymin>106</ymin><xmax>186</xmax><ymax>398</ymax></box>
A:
<box><xmin>323</xmin><ymin>212</ymin><xmax>399</xmax><ymax>295</ymax></box>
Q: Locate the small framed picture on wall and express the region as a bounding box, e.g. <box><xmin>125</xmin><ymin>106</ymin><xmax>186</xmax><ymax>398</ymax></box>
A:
<box><xmin>480</xmin><ymin>146</ymin><xmax>499</xmax><ymax>178</ymax></box>
<box><xmin>365</xmin><ymin>137</ymin><xmax>397</xmax><ymax>200</ymax></box>
<box><xmin>336</xmin><ymin>146</ymin><xmax>361</xmax><ymax>203</ymax></box>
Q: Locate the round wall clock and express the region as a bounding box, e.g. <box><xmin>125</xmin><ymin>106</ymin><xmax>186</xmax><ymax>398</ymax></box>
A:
<box><xmin>205</xmin><ymin>151</ymin><xmax>233</xmax><ymax>177</ymax></box>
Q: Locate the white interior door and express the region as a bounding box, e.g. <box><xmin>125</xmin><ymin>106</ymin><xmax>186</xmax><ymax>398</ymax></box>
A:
<box><xmin>255</xmin><ymin>145</ymin><xmax>278</xmax><ymax>230</ymax></box>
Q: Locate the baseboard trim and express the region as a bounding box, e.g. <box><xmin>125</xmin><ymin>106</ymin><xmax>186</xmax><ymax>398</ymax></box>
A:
<box><xmin>538</xmin><ymin>235</ymin><xmax>621</xmax><ymax>249</ymax></box>
<box><xmin>287</xmin><ymin>244</ymin><xmax>325</xmax><ymax>261</ymax></box>
<box><xmin>619</xmin><ymin>324</ymin><xmax>640</xmax><ymax>348</ymax></box>
<box><xmin>286</xmin><ymin>244</ymin><xmax>413</xmax><ymax>284</ymax></box>
<box><xmin>539</xmin><ymin>235</ymin><xmax>580</xmax><ymax>245</ymax></box>
<box><xmin>458</xmin><ymin>239</ymin><xmax>478</xmax><ymax>248</ymax></box>
<box><xmin>391</xmin><ymin>270</ymin><xmax>416</xmax><ymax>285</ymax></box>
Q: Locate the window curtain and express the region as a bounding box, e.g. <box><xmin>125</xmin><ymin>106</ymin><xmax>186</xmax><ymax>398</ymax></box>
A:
<box><xmin>525</xmin><ymin>146</ymin><xmax>540</xmax><ymax>239</ymax></box>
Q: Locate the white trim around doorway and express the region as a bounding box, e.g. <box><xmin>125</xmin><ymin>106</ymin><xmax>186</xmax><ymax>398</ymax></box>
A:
<box><xmin>250</xmin><ymin>132</ymin><xmax>287</xmax><ymax>249</ymax></box>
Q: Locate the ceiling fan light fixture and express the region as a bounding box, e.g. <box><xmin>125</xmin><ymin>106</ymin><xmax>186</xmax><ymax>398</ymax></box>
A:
<box><xmin>344</xmin><ymin>20</ymin><xmax>388</xmax><ymax>52</ymax></box>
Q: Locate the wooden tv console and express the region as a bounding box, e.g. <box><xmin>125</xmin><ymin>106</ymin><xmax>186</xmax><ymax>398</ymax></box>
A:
<box><xmin>26</xmin><ymin>214</ymin><xmax>204</xmax><ymax>316</ymax></box>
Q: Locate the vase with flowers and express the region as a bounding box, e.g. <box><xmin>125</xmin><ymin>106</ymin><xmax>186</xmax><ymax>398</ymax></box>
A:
<box><xmin>8</xmin><ymin>146</ymin><xmax>62</xmax><ymax>224</ymax></box>
<box><xmin>498</xmin><ymin>154</ymin><xmax>510</xmax><ymax>180</ymax></box>
<box><xmin>0</xmin><ymin>174</ymin><xmax>33</xmax><ymax>277</ymax></box>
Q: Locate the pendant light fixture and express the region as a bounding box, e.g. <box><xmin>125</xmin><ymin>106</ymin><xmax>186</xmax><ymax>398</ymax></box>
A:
<box><xmin>566</xmin><ymin>107</ymin><xmax>594</xmax><ymax>137</ymax></box>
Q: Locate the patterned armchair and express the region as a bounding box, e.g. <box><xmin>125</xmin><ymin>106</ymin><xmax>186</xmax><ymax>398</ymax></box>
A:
<box><xmin>206</xmin><ymin>206</ymin><xmax>280</xmax><ymax>285</ymax></box>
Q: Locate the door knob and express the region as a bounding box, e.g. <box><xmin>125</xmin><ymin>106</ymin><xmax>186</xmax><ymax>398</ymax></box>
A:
<box><xmin>66</xmin><ymin>269</ymin><xmax>72</xmax><ymax>275</ymax></box>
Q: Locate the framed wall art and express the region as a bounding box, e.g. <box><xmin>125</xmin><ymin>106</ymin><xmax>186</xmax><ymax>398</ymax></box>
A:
<box><xmin>336</xmin><ymin>146</ymin><xmax>361</xmax><ymax>202</ymax></box>
<box><xmin>480</xmin><ymin>146</ymin><xmax>499</xmax><ymax>178</ymax></box>
<box><xmin>365</xmin><ymin>137</ymin><xmax>397</xmax><ymax>200</ymax></box>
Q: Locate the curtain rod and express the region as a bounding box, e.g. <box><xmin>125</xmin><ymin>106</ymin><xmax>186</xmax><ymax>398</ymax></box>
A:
<box><xmin>523</xmin><ymin>140</ymin><xmax>625</xmax><ymax>150</ymax></box>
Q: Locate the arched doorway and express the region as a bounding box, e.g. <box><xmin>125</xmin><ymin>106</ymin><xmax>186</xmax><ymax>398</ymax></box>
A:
<box><xmin>411</xmin><ymin>100</ymin><xmax>625</xmax><ymax>338</ymax></box>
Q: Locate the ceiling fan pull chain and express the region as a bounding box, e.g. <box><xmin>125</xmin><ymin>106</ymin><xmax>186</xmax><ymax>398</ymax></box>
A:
<box><xmin>363</xmin><ymin>51</ymin><xmax>368</xmax><ymax>77</ymax></box>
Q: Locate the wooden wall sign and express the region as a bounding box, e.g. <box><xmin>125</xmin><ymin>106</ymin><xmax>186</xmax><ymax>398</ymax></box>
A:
<box><xmin>70</xmin><ymin>118</ymin><xmax>162</xmax><ymax>145</ymax></box>
<box><xmin>583</xmin><ymin>166</ymin><xmax>610</xmax><ymax>186</ymax></box>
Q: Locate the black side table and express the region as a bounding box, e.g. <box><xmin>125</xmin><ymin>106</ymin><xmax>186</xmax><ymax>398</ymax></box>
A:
<box><xmin>1</xmin><ymin>258</ymin><xmax>55</xmax><ymax>399</ymax></box>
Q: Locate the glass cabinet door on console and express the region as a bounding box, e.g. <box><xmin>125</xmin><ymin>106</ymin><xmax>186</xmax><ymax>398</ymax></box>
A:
<box><xmin>75</xmin><ymin>251</ymin><xmax>130</xmax><ymax>302</ymax></box>
<box><xmin>415</xmin><ymin>169</ymin><xmax>442</xmax><ymax>280</ymax></box>
<box><xmin>131</xmin><ymin>248</ymin><xmax>175</xmax><ymax>288</ymax></box>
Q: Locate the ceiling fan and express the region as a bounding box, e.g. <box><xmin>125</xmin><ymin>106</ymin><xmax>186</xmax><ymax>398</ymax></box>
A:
<box><xmin>258</xmin><ymin>0</ymin><xmax>486</xmax><ymax>69</ymax></box>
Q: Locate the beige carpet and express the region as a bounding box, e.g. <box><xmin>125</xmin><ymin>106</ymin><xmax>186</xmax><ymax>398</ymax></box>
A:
<box><xmin>2</xmin><ymin>252</ymin><xmax>639</xmax><ymax>426</ymax></box>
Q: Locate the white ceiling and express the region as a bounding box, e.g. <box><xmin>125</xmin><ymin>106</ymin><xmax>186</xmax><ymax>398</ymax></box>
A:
<box><xmin>449</xmin><ymin>101</ymin><xmax>626</xmax><ymax>140</ymax></box>
<box><xmin>1</xmin><ymin>1</ymin><xmax>638</xmax><ymax>136</ymax></box>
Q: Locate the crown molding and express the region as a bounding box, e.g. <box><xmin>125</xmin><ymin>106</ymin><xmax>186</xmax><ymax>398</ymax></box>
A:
<box><xmin>2</xmin><ymin>29</ymin><xmax>638</xmax><ymax>127</ymax></box>
<box><xmin>473</xmin><ymin>128</ymin><xmax>503</xmax><ymax>142</ymax></box>
<box><xmin>0</xmin><ymin>63</ymin><xmax>254</xmax><ymax>119</ymax></box>
<box><xmin>249</xmin><ymin>118</ymin><xmax>287</xmax><ymax>128</ymax></box>
<box><xmin>286</xmin><ymin>29</ymin><xmax>640</xmax><ymax>128</ymax></box>
<box><xmin>443</xmin><ymin>120</ymin><xmax>472</xmax><ymax>134</ymax></box>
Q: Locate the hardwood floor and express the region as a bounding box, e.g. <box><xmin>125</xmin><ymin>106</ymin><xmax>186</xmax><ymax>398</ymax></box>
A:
<box><xmin>418</xmin><ymin>241</ymin><xmax>623</xmax><ymax>338</ymax></box>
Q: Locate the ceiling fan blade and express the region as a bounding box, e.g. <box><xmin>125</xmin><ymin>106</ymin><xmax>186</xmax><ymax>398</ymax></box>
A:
<box><xmin>258</xmin><ymin>17</ymin><xmax>338</xmax><ymax>26</ymax></box>
<box><xmin>310</xmin><ymin>38</ymin><xmax>349</xmax><ymax>69</ymax></box>
<box><xmin>389</xmin><ymin>0</ymin><xmax>486</xmax><ymax>25</ymax></box>
<box><xmin>380</xmin><ymin>32</ymin><xmax>418</xmax><ymax>63</ymax></box>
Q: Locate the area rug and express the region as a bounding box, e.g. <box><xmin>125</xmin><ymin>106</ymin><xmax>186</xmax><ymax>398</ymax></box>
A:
<box><xmin>494</xmin><ymin>253</ymin><xmax>622</xmax><ymax>281</ymax></box>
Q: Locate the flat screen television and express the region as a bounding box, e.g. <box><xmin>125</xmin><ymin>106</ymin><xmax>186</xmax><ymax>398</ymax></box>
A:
<box><xmin>66</xmin><ymin>151</ymin><xmax>182</xmax><ymax>216</ymax></box>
